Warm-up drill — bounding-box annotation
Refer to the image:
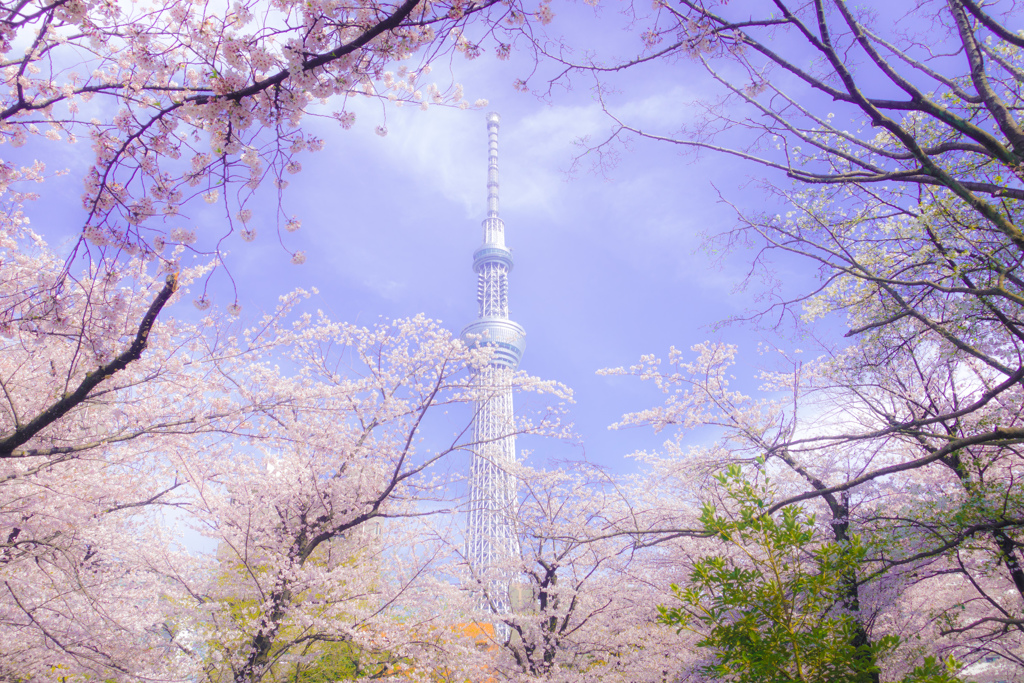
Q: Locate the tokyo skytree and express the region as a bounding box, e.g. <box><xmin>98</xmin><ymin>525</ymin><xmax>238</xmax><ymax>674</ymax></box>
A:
<box><xmin>462</xmin><ymin>112</ymin><xmax>525</xmax><ymax>617</ymax></box>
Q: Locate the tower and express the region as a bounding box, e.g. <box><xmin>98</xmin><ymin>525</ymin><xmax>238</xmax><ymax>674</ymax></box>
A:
<box><xmin>462</xmin><ymin>112</ymin><xmax>525</xmax><ymax>617</ymax></box>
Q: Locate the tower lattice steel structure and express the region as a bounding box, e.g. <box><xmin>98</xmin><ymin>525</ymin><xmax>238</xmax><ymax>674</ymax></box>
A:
<box><xmin>462</xmin><ymin>112</ymin><xmax>525</xmax><ymax>617</ymax></box>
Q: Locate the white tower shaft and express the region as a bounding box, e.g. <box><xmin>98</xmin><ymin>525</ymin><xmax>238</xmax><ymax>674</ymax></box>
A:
<box><xmin>462</xmin><ymin>113</ymin><xmax>525</xmax><ymax>619</ymax></box>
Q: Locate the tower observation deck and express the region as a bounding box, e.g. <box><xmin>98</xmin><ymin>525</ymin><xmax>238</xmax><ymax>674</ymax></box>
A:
<box><xmin>462</xmin><ymin>112</ymin><xmax>524</xmax><ymax>619</ymax></box>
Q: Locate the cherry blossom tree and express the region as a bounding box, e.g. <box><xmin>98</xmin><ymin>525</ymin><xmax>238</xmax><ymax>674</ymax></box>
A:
<box><xmin>407</xmin><ymin>465</ymin><xmax>697</xmax><ymax>683</ymax></box>
<box><xmin>605</xmin><ymin>338</ymin><xmax>1024</xmax><ymax>680</ymax></box>
<box><xmin>526</xmin><ymin>0</ymin><xmax>1024</xmax><ymax>499</ymax></box>
<box><xmin>1</xmin><ymin>0</ymin><xmax>576</xmax><ymax>672</ymax></box>
<box><xmin>0</xmin><ymin>203</ymin><xmax>208</xmax><ymax>679</ymax></box>
<box><xmin>1</xmin><ymin>0</ymin><xmax>576</xmax><ymax>674</ymax></box>
<box><xmin>496</xmin><ymin>467</ymin><xmax>692</xmax><ymax>682</ymax></box>
<box><xmin>1</xmin><ymin>0</ymin><xmax>550</xmax><ymax>292</ymax></box>
<box><xmin>506</xmin><ymin>0</ymin><xmax>1024</xmax><ymax>676</ymax></box>
<box><xmin>521</xmin><ymin>0</ymin><xmax>1024</xmax><ymax>481</ymax></box>
<box><xmin>0</xmin><ymin>204</ymin><xmax>569</xmax><ymax>680</ymax></box>
<box><xmin>177</xmin><ymin>313</ymin><xmax>571</xmax><ymax>683</ymax></box>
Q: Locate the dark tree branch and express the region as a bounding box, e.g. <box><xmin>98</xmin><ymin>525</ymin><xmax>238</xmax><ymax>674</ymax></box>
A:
<box><xmin>0</xmin><ymin>273</ymin><xmax>178</xmax><ymax>458</ymax></box>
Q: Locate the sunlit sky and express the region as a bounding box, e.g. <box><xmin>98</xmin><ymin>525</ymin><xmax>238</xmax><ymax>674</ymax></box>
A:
<box><xmin>25</xmin><ymin>3</ymin><xmax>817</xmax><ymax>473</ymax></box>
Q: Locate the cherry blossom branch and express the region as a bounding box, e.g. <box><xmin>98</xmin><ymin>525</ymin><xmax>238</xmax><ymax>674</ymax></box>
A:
<box><xmin>0</xmin><ymin>273</ymin><xmax>178</xmax><ymax>459</ymax></box>
<box><xmin>762</xmin><ymin>426</ymin><xmax>1024</xmax><ymax>517</ymax></box>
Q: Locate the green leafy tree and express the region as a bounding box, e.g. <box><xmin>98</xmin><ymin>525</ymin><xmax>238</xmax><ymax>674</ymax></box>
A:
<box><xmin>659</xmin><ymin>466</ymin><xmax>967</xmax><ymax>683</ymax></box>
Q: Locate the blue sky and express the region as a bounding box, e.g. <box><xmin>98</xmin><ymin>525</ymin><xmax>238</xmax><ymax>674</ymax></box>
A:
<box><xmin>21</xmin><ymin>3</ymin><xmax>814</xmax><ymax>474</ymax></box>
